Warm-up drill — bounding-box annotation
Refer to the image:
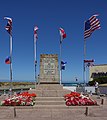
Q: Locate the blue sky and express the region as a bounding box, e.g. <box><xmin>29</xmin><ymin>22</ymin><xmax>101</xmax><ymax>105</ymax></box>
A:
<box><xmin>0</xmin><ymin>0</ymin><xmax>107</xmax><ymax>83</ymax></box>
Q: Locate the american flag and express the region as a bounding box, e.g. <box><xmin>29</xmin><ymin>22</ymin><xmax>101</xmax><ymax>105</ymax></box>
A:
<box><xmin>59</xmin><ymin>27</ymin><xmax>66</xmax><ymax>43</ymax></box>
<box><xmin>4</xmin><ymin>17</ymin><xmax>12</xmax><ymax>35</ymax></box>
<box><xmin>34</xmin><ymin>26</ymin><xmax>38</xmax><ymax>39</ymax></box>
<box><xmin>84</xmin><ymin>14</ymin><xmax>101</xmax><ymax>39</ymax></box>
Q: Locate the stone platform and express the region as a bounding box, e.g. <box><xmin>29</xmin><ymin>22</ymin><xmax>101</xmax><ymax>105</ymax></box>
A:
<box><xmin>33</xmin><ymin>96</ymin><xmax>67</xmax><ymax>109</ymax></box>
<box><xmin>0</xmin><ymin>96</ymin><xmax>107</xmax><ymax>120</ymax></box>
<box><xmin>0</xmin><ymin>90</ymin><xmax>107</xmax><ymax>120</ymax></box>
<box><xmin>29</xmin><ymin>84</ymin><xmax>71</xmax><ymax>109</ymax></box>
<box><xmin>29</xmin><ymin>84</ymin><xmax>70</xmax><ymax>97</ymax></box>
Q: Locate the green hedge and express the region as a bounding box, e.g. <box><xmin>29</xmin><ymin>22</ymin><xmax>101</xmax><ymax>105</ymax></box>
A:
<box><xmin>0</xmin><ymin>82</ymin><xmax>35</xmax><ymax>86</ymax></box>
<box><xmin>88</xmin><ymin>76</ymin><xmax>107</xmax><ymax>86</ymax></box>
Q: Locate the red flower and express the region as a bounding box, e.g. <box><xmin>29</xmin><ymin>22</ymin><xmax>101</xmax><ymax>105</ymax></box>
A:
<box><xmin>64</xmin><ymin>92</ymin><xmax>97</xmax><ymax>106</ymax></box>
<box><xmin>1</xmin><ymin>92</ymin><xmax>36</xmax><ymax>106</ymax></box>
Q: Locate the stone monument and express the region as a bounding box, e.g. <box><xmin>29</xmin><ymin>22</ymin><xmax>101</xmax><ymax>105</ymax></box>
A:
<box><xmin>29</xmin><ymin>54</ymin><xmax>70</xmax><ymax>97</ymax></box>
<box><xmin>39</xmin><ymin>54</ymin><xmax>59</xmax><ymax>84</ymax></box>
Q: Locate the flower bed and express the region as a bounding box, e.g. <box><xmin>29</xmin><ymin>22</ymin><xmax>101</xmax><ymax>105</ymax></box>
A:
<box><xmin>64</xmin><ymin>92</ymin><xmax>97</xmax><ymax>106</ymax></box>
<box><xmin>0</xmin><ymin>92</ymin><xmax>36</xmax><ymax>106</ymax></box>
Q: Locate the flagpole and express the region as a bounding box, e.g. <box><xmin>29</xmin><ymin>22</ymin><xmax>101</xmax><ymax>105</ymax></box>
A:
<box><xmin>34</xmin><ymin>26</ymin><xmax>38</xmax><ymax>86</ymax></box>
<box><xmin>60</xmin><ymin>37</ymin><xmax>62</xmax><ymax>85</ymax></box>
<box><xmin>59</xmin><ymin>27</ymin><xmax>66</xmax><ymax>85</ymax></box>
<box><xmin>10</xmin><ymin>34</ymin><xmax>13</xmax><ymax>94</ymax></box>
<box><xmin>83</xmin><ymin>15</ymin><xmax>101</xmax><ymax>88</ymax></box>
<box><xmin>34</xmin><ymin>35</ymin><xmax>37</xmax><ymax>86</ymax></box>
<box><xmin>83</xmin><ymin>21</ymin><xmax>86</xmax><ymax>91</ymax></box>
<box><xmin>84</xmin><ymin>39</ymin><xmax>86</xmax><ymax>86</ymax></box>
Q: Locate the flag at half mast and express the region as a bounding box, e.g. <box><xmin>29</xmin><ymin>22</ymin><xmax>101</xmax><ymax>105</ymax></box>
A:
<box><xmin>84</xmin><ymin>14</ymin><xmax>101</xmax><ymax>39</ymax></box>
<box><xmin>4</xmin><ymin>17</ymin><xmax>12</xmax><ymax>35</ymax></box>
<box><xmin>59</xmin><ymin>27</ymin><xmax>66</xmax><ymax>43</ymax></box>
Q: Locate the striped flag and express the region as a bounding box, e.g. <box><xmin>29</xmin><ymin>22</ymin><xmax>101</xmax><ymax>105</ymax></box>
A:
<box><xmin>84</xmin><ymin>59</ymin><xmax>94</xmax><ymax>63</ymax></box>
<box><xmin>59</xmin><ymin>28</ymin><xmax>66</xmax><ymax>43</ymax></box>
<box><xmin>84</xmin><ymin>14</ymin><xmax>101</xmax><ymax>39</ymax></box>
<box><xmin>84</xmin><ymin>59</ymin><xmax>94</xmax><ymax>67</ymax></box>
<box><xmin>5</xmin><ymin>56</ymin><xmax>11</xmax><ymax>64</ymax></box>
<box><xmin>34</xmin><ymin>26</ymin><xmax>38</xmax><ymax>40</ymax></box>
<box><xmin>4</xmin><ymin>17</ymin><xmax>12</xmax><ymax>35</ymax></box>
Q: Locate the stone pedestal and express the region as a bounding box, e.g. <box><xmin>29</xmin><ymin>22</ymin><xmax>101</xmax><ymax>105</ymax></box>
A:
<box><xmin>29</xmin><ymin>54</ymin><xmax>70</xmax><ymax>97</ymax></box>
<box><xmin>29</xmin><ymin>84</ymin><xmax>70</xmax><ymax>97</ymax></box>
<box><xmin>29</xmin><ymin>54</ymin><xmax>71</xmax><ymax>109</ymax></box>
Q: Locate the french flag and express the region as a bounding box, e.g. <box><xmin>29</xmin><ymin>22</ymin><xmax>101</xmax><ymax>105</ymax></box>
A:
<box><xmin>5</xmin><ymin>56</ymin><xmax>11</xmax><ymax>64</ymax></box>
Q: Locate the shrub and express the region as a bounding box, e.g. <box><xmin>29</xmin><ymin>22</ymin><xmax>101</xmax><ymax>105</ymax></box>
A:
<box><xmin>88</xmin><ymin>76</ymin><xmax>107</xmax><ymax>86</ymax></box>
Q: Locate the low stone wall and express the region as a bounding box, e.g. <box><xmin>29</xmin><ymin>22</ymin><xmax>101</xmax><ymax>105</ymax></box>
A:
<box><xmin>63</xmin><ymin>86</ymin><xmax>95</xmax><ymax>93</ymax></box>
<box><xmin>99</xmin><ymin>86</ymin><xmax>107</xmax><ymax>94</ymax></box>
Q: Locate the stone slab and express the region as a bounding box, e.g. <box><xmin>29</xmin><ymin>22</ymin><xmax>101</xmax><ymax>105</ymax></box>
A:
<box><xmin>35</xmin><ymin>97</ymin><xmax>64</xmax><ymax>101</ymax></box>
<box><xmin>35</xmin><ymin>84</ymin><xmax>63</xmax><ymax>90</ymax></box>
<box><xmin>39</xmin><ymin>54</ymin><xmax>59</xmax><ymax>83</ymax></box>
<box><xmin>29</xmin><ymin>84</ymin><xmax>71</xmax><ymax>97</ymax></box>
<box><xmin>29</xmin><ymin>89</ymin><xmax>70</xmax><ymax>97</ymax></box>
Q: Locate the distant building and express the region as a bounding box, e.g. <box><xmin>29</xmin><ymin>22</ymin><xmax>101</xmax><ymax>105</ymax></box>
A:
<box><xmin>89</xmin><ymin>64</ymin><xmax>107</xmax><ymax>81</ymax></box>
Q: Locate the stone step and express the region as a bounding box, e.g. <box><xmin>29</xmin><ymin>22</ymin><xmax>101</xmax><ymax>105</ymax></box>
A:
<box><xmin>0</xmin><ymin>107</ymin><xmax>15</xmax><ymax>119</ymax></box>
<box><xmin>35</xmin><ymin>84</ymin><xmax>63</xmax><ymax>90</ymax></box>
<box><xmin>33</xmin><ymin>104</ymin><xmax>68</xmax><ymax>109</ymax></box>
<box><xmin>29</xmin><ymin>89</ymin><xmax>70</xmax><ymax>97</ymax></box>
<box><xmin>35</xmin><ymin>100</ymin><xmax>65</xmax><ymax>105</ymax></box>
<box><xmin>29</xmin><ymin>84</ymin><xmax>71</xmax><ymax>97</ymax></box>
<box><xmin>36</xmin><ymin>97</ymin><xmax>65</xmax><ymax>101</ymax></box>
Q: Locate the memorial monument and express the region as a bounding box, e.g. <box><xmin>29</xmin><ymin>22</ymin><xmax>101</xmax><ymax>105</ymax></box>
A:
<box><xmin>39</xmin><ymin>54</ymin><xmax>59</xmax><ymax>84</ymax></box>
<box><xmin>29</xmin><ymin>54</ymin><xmax>70</xmax><ymax>97</ymax></box>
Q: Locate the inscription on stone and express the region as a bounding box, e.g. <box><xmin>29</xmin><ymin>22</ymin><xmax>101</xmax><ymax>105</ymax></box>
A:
<box><xmin>43</xmin><ymin>58</ymin><xmax>55</xmax><ymax>75</ymax></box>
<box><xmin>39</xmin><ymin>54</ymin><xmax>59</xmax><ymax>83</ymax></box>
